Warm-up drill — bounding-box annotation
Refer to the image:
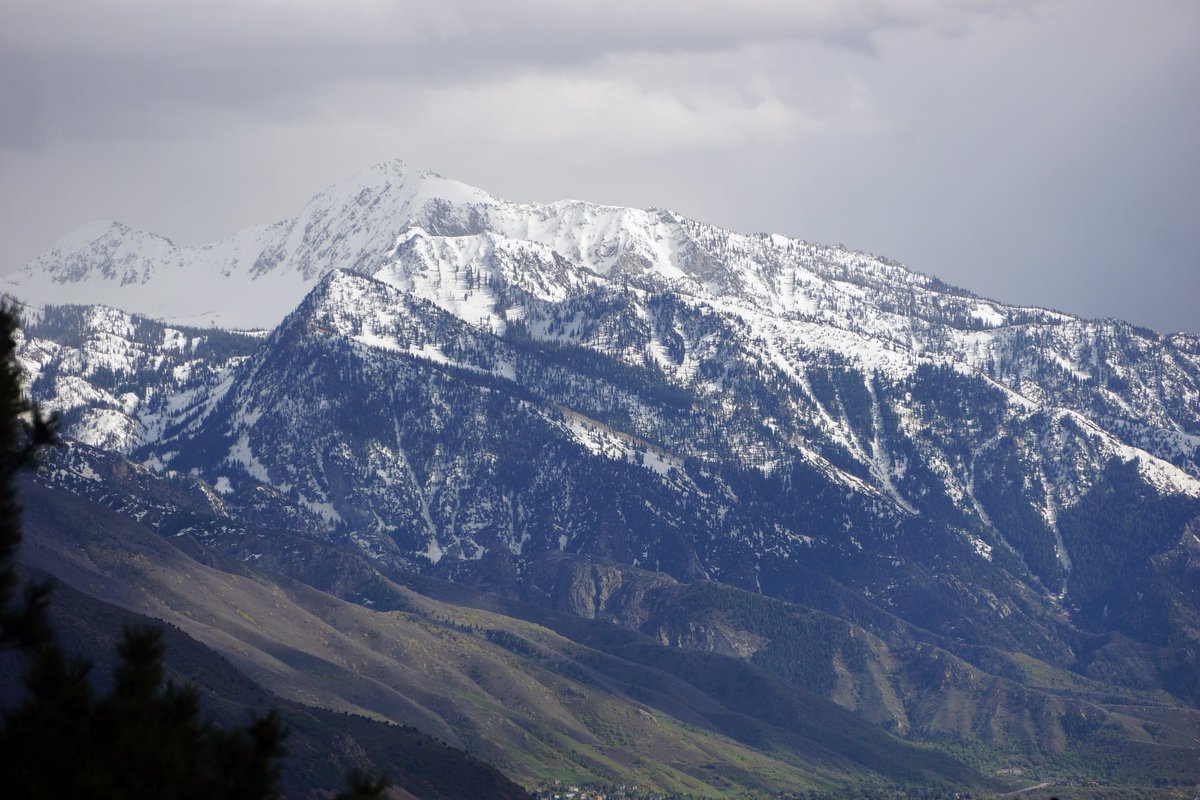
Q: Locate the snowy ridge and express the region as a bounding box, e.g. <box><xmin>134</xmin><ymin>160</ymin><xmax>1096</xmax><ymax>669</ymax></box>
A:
<box><xmin>12</xmin><ymin>300</ymin><xmax>260</xmax><ymax>452</ymax></box>
<box><xmin>5</xmin><ymin>159</ymin><xmax>1061</xmax><ymax>332</ymax></box>
<box><xmin>15</xmin><ymin>157</ymin><xmax>1194</xmax><ymax>479</ymax></box>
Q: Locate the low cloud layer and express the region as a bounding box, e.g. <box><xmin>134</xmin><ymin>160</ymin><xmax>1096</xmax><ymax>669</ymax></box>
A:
<box><xmin>2</xmin><ymin>0</ymin><xmax>1196</xmax><ymax>331</ymax></box>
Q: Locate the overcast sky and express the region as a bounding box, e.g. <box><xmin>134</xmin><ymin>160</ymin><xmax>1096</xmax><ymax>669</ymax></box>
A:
<box><xmin>1</xmin><ymin>0</ymin><xmax>1196</xmax><ymax>332</ymax></box>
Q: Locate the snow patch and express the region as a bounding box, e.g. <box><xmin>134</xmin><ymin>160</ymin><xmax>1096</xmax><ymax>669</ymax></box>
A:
<box><xmin>969</xmin><ymin>303</ymin><xmax>1005</xmax><ymax>328</ymax></box>
<box><xmin>424</xmin><ymin>537</ymin><xmax>444</xmax><ymax>564</ymax></box>
<box><xmin>226</xmin><ymin>432</ymin><xmax>273</xmax><ymax>486</ymax></box>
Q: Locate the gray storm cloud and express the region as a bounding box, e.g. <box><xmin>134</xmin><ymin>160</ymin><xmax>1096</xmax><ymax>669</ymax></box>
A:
<box><xmin>1</xmin><ymin>0</ymin><xmax>1196</xmax><ymax>332</ymax></box>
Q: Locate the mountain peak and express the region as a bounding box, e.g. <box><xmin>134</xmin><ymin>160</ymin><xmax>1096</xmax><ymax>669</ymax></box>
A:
<box><xmin>7</xmin><ymin>219</ymin><xmax>179</xmax><ymax>289</ymax></box>
<box><xmin>47</xmin><ymin>219</ymin><xmax>144</xmax><ymax>251</ymax></box>
<box><xmin>334</xmin><ymin>158</ymin><xmax>499</xmax><ymax>209</ymax></box>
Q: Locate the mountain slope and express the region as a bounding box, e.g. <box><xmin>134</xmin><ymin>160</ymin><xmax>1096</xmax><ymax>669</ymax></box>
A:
<box><xmin>14</xmin><ymin>302</ymin><xmax>261</xmax><ymax>452</ymax></box>
<box><xmin>15</xmin><ymin>472</ymin><xmax>1000</xmax><ymax>796</ymax></box>
<box><xmin>23</xmin><ymin>441</ymin><xmax>1200</xmax><ymax>793</ymax></box>
<box><xmin>0</xmin><ymin>568</ymin><xmax>531</xmax><ymax>800</ymax></box>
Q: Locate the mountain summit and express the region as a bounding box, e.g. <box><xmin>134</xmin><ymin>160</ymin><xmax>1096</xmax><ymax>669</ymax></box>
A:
<box><xmin>4</xmin><ymin>161</ymin><xmax>494</xmax><ymax>327</ymax></box>
<box><xmin>7</xmin><ymin>158</ymin><xmax>1020</xmax><ymax>330</ymax></box>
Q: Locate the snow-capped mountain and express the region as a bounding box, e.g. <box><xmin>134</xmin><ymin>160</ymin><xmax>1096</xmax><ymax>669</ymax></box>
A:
<box><xmin>7</xmin><ymin>159</ymin><xmax>1200</xmax><ymax>680</ymax></box>
<box><xmin>10</xmin><ymin>159</ymin><xmax>1198</xmax><ymax>473</ymax></box>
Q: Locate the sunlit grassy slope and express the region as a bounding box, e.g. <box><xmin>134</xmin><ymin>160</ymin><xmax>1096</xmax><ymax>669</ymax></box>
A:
<box><xmin>16</xmin><ymin>479</ymin><xmax>988</xmax><ymax>796</ymax></box>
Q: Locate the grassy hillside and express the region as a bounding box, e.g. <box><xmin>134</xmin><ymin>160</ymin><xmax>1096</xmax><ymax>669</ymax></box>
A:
<box><xmin>399</xmin><ymin>554</ymin><xmax>1200</xmax><ymax>792</ymax></box>
<box><xmin>0</xmin><ymin>571</ymin><xmax>529</xmax><ymax>800</ymax></box>
<box><xmin>15</xmin><ymin>477</ymin><xmax>996</xmax><ymax>797</ymax></box>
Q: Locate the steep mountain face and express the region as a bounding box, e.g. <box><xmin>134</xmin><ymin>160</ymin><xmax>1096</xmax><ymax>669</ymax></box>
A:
<box><xmin>6</xmin><ymin>159</ymin><xmax>1200</xmax><ymax>791</ymax></box>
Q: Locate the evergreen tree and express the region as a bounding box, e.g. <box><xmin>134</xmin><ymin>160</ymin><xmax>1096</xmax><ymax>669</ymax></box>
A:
<box><xmin>0</xmin><ymin>302</ymin><xmax>56</xmax><ymax>652</ymax></box>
